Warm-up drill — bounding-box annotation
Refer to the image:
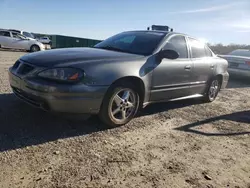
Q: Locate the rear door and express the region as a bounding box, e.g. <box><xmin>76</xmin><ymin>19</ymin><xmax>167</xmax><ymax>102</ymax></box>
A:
<box><xmin>0</xmin><ymin>31</ymin><xmax>12</xmax><ymax>48</ymax></box>
<box><xmin>187</xmin><ymin>37</ymin><xmax>215</xmax><ymax>94</ymax></box>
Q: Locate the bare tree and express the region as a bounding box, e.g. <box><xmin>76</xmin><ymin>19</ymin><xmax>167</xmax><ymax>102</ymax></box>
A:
<box><xmin>208</xmin><ymin>43</ymin><xmax>250</xmax><ymax>55</ymax></box>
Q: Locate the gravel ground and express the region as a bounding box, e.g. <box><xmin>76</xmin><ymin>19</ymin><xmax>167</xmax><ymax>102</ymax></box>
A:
<box><xmin>0</xmin><ymin>50</ymin><xmax>249</xmax><ymax>188</ymax></box>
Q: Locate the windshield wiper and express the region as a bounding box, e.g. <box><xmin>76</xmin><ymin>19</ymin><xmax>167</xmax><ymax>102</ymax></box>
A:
<box><xmin>95</xmin><ymin>46</ymin><xmax>128</xmax><ymax>53</ymax></box>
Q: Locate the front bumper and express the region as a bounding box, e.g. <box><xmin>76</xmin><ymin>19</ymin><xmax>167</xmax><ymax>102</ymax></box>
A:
<box><xmin>40</xmin><ymin>45</ymin><xmax>46</xmax><ymax>51</ymax></box>
<box><xmin>221</xmin><ymin>72</ymin><xmax>229</xmax><ymax>89</ymax></box>
<box><xmin>8</xmin><ymin>70</ymin><xmax>108</xmax><ymax>114</ymax></box>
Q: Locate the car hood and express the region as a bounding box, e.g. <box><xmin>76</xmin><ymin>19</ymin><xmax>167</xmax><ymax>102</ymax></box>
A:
<box><xmin>20</xmin><ymin>47</ymin><xmax>144</xmax><ymax>67</ymax></box>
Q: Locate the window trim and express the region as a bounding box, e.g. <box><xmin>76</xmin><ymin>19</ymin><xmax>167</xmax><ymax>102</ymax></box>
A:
<box><xmin>204</xmin><ymin>44</ymin><xmax>214</xmax><ymax>57</ymax></box>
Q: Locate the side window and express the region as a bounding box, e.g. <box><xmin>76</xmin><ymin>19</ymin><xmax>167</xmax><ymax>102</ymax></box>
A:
<box><xmin>189</xmin><ymin>38</ymin><xmax>206</xmax><ymax>58</ymax></box>
<box><xmin>12</xmin><ymin>32</ymin><xmax>18</xmax><ymax>38</ymax></box>
<box><xmin>12</xmin><ymin>33</ymin><xmax>25</xmax><ymax>39</ymax></box>
<box><xmin>165</xmin><ymin>35</ymin><xmax>188</xmax><ymax>58</ymax></box>
<box><xmin>0</xmin><ymin>31</ymin><xmax>11</xmax><ymax>37</ymax></box>
<box><xmin>205</xmin><ymin>45</ymin><xmax>213</xmax><ymax>57</ymax></box>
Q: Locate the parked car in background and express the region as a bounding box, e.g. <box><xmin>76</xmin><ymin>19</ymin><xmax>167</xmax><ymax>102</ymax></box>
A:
<box><xmin>0</xmin><ymin>29</ymin><xmax>45</xmax><ymax>52</ymax></box>
<box><xmin>37</xmin><ymin>36</ymin><xmax>51</xmax><ymax>44</ymax></box>
<box><xmin>219</xmin><ymin>49</ymin><xmax>250</xmax><ymax>77</ymax></box>
<box><xmin>8</xmin><ymin>29</ymin><xmax>35</xmax><ymax>40</ymax></box>
<box><xmin>8</xmin><ymin>30</ymin><xmax>229</xmax><ymax>127</ymax></box>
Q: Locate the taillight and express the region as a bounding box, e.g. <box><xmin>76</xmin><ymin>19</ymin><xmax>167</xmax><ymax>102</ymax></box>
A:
<box><xmin>246</xmin><ymin>61</ymin><xmax>250</xmax><ymax>66</ymax></box>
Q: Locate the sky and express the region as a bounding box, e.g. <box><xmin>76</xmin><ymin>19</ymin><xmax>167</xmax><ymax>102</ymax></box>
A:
<box><xmin>0</xmin><ymin>0</ymin><xmax>250</xmax><ymax>44</ymax></box>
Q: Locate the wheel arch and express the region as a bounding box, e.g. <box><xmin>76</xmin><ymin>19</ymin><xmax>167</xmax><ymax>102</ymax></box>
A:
<box><xmin>216</xmin><ymin>74</ymin><xmax>223</xmax><ymax>85</ymax></box>
<box><xmin>103</xmin><ymin>76</ymin><xmax>146</xmax><ymax>107</ymax></box>
<box><xmin>30</xmin><ymin>44</ymin><xmax>40</xmax><ymax>52</ymax></box>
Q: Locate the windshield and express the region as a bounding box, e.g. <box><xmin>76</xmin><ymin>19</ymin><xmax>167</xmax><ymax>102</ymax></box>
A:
<box><xmin>228</xmin><ymin>50</ymin><xmax>250</xmax><ymax>57</ymax></box>
<box><xmin>94</xmin><ymin>31</ymin><xmax>166</xmax><ymax>56</ymax></box>
<box><xmin>23</xmin><ymin>31</ymin><xmax>35</xmax><ymax>39</ymax></box>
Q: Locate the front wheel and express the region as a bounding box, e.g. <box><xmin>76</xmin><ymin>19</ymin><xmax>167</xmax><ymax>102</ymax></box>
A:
<box><xmin>99</xmin><ymin>83</ymin><xmax>140</xmax><ymax>127</ymax></box>
<box><xmin>30</xmin><ymin>45</ymin><xmax>40</xmax><ymax>52</ymax></box>
<box><xmin>203</xmin><ymin>78</ymin><xmax>221</xmax><ymax>102</ymax></box>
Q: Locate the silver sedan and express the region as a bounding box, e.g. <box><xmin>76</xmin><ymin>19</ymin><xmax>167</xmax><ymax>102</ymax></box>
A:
<box><xmin>8</xmin><ymin>30</ymin><xmax>229</xmax><ymax>126</ymax></box>
<box><xmin>219</xmin><ymin>49</ymin><xmax>250</xmax><ymax>77</ymax></box>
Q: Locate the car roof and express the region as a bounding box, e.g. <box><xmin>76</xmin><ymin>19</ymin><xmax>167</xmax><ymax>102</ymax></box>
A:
<box><xmin>124</xmin><ymin>30</ymin><xmax>191</xmax><ymax>38</ymax></box>
<box><xmin>0</xmin><ymin>29</ymin><xmax>22</xmax><ymax>35</ymax></box>
<box><xmin>125</xmin><ymin>30</ymin><xmax>210</xmax><ymax>47</ymax></box>
<box><xmin>125</xmin><ymin>30</ymin><xmax>169</xmax><ymax>34</ymax></box>
<box><xmin>9</xmin><ymin>29</ymin><xmax>21</xmax><ymax>32</ymax></box>
<box><xmin>11</xmin><ymin>31</ymin><xmax>21</xmax><ymax>34</ymax></box>
<box><xmin>0</xmin><ymin>29</ymin><xmax>10</xmax><ymax>32</ymax></box>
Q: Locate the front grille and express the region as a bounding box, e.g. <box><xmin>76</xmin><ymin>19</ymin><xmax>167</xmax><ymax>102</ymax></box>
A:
<box><xmin>17</xmin><ymin>63</ymin><xmax>34</xmax><ymax>75</ymax></box>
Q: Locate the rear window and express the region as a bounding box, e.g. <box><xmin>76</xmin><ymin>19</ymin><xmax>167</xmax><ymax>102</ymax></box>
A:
<box><xmin>228</xmin><ymin>50</ymin><xmax>250</xmax><ymax>57</ymax></box>
<box><xmin>205</xmin><ymin>46</ymin><xmax>213</xmax><ymax>57</ymax></box>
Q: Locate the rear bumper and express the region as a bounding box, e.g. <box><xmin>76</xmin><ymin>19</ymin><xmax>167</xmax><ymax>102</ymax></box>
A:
<box><xmin>228</xmin><ymin>68</ymin><xmax>250</xmax><ymax>77</ymax></box>
<box><xmin>221</xmin><ymin>72</ymin><xmax>229</xmax><ymax>89</ymax></box>
<box><xmin>9</xmin><ymin>70</ymin><xmax>108</xmax><ymax>114</ymax></box>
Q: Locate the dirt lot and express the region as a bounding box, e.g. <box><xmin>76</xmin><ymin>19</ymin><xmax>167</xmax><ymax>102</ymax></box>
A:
<box><xmin>0</xmin><ymin>50</ymin><xmax>249</xmax><ymax>188</ymax></box>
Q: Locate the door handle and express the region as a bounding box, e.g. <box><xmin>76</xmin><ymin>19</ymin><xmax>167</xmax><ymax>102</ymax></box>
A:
<box><xmin>184</xmin><ymin>65</ymin><xmax>191</xmax><ymax>70</ymax></box>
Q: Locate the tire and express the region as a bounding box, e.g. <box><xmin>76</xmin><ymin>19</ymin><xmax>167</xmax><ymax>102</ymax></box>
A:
<box><xmin>99</xmin><ymin>82</ymin><xmax>140</xmax><ymax>127</ymax></box>
<box><xmin>203</xmin><ymin>77</ymin><xmax>221</xmax><ymax>102</ymax></box>
<box><xmin>30</xmin><ymin>45</ymin><xmax>40</xmax><ymax>52</ymax></box>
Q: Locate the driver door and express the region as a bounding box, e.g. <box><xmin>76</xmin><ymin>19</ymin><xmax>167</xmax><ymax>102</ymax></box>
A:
<box><xmin>9</xmin><ymin>32</ymin><xmax>28</xmax><ymax>50</ymax></box>
<box><xmin>150</xmin><ymin>35</ymin><xmax>195</xmax><ymax>101</ymax></box>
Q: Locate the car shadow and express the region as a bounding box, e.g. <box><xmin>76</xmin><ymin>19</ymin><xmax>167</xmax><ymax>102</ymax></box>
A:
<box><xmin>0</xmin><ymin>93</ymin><xmax>204</xmax><ymax>152</ymax></box>
<box><xmin>138</xmin><ymin>98</ymin><xmax>203</xmax><ymax>116</ymax></box>
<box><xmin>0</xmin><ymin>93</ymin><xmax>108</xmax><ymax>152</ymax></box>
<box><xmin>226</xmin><ymin>76</ymin><xmax>250</xmax><ymax>89</ymax></box>
<box><xmin>174</xmin><ymin>110</ymin><xmax>250</xmax><ymax>136</ymax></box>
<box><xmin>1</xmin><ymin>93</ymin><xmax>249</xmax><ymax>152</ymax></box>
<box><xmin>0</xmin><ymin>48</ymin><xmax>26</xmax><ymax>52</ymax></box>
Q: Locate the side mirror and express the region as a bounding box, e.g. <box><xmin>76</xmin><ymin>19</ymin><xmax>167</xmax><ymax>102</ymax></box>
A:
<box><xmin>159</xmin><ymin>49</ymin><xmax>179</xmax><ymax>60</ymax></box>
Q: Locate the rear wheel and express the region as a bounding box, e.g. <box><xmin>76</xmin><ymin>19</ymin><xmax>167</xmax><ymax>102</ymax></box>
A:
<box><xmin>30</xmin><ymin>45</ymin><xmax>40</xmax><ymax>52</ymax></box>
<box><xmin>203</xmin><ymin>77</ymin><xmax>221</xmax><ymax>102</ymax></box>
<box><xmin>99</xmin><ymin>83</ymin><xmax>140</xmax><ymax>127</ymax></box>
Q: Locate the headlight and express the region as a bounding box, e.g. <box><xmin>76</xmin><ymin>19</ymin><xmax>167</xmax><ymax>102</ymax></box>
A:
<box><xmin>38</xmin><ymin>68</ymin><xmax>84</xmax><ymax>82</ymax></box>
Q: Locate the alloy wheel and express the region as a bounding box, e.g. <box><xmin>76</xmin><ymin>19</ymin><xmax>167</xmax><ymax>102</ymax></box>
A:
<box><xmin>31</xmin><ymin>45</ymin><xmax>39</xmax><ymax>52</ymax></box>
<box><xmin>109</xmin><ymin>88</ymin><xmax>136</xmax><ymax>123</ymax></box>
<box><xmin>208</xmin><ymin>80</ymin><xmax>219</xmax><ymax>100</ymax></box>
